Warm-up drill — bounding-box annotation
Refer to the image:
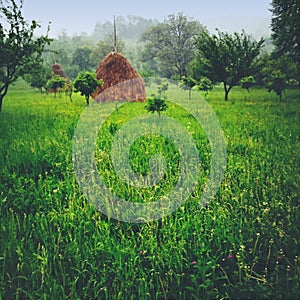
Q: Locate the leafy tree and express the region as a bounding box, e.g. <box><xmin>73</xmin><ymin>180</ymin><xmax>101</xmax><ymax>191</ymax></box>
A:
<box><xmin>145</xmin><ymin>97</ymin><xmax>168</xmax><ymax>117</ymax></box>
<box><xmin>180</xmin><ymin>76</ymin><xmax>197</xmax><ymax>99</ymax></box>
<box><xmin>195</xmin><ymin>30</ymin><xmax>264</xmax><ymax>100</ymax></box>
<box><xmin>23</xmin><ymin>64</ymin><xmax>52</xmax><ymax>93</ymax></box>
<box><xmin>266</xmin><ymin>71</ymin><xmax>286</xmax><ymax>101</ymax></box>
<box><xmin>73</xmin><ymin>72</ymin><xmax>103</xmax><ymax>105</ymax></box>
<box><xmin>72</xmin><ymin>47</ymin><xmax>94</xmax><ymax>72</ymax></box>
<box><xmin>240</xmin><ymin>76</ymin><xmax>256</xmax><ymax>92</ymax></box>
<box><xmin>270</xmin><ymin>0</ymin><xmax>300</xmax><ymax>64</ymax></box>
<box><xmin>156</xmin><ymin>80</ymin><xmax>169</xmax><ymax>99</ymax></box>
<box><xmin>141</xmin><ymin>13</ymin><xmax>206</xmax><ymax>78</ymax></box>
<box><xmin>256</xmin><ymin>52</ymin><xmax>296</xmax><ymax>98</ymax></box>
<box><xmin>46</xmin><ymin>75</ymin><xmax>67</xmax><ymax>97</ymax></box>
<box><xmin>195</xmin><ymin>77</ymin><xmax>213</xmax><ymax>96</ymax></box>
<box><xmin>0</xmin><ymin>0</ymin><xmax>51</xmax><ymax>112</ymax></box>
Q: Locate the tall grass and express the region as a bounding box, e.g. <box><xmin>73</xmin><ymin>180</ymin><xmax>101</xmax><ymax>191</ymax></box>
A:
<box><xmin>0</xmin><ymin>80</ymin><xmax>299</xmax><ymax>299</ymax></box>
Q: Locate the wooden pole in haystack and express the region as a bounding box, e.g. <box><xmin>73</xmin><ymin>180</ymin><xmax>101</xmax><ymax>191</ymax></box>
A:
<box><xmin>92</xmin><ymin>17</ymin><xmax>146</xmax><ymax>102</ymax></box>
<box><xmin>113</xmin><ymin>15</ymin><xmax>117</xmax><ymax>53</ymax></box>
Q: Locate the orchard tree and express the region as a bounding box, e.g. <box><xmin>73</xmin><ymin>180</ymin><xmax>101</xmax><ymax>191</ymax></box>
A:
<box><xmin>141</xmin><ymin>13</ymin><xmax>206</xmax><ymax>78</ymax></box>
<box><xmin>0</xmin><ymin>0</ymin><xmax>51</xmax><ymax>112</ymax></box>
<box><xmin>157</xmin><ymin>80</ymin><xmax>169</xmax><ymax>99</ymax></box>
<box><xmin>195</xmin><ymin>30</ymin><xmax>264</xmax><ymax>100</ymax></box>
<box><xmin>240</xmin><ymin>76</ymin><xmax>256</xmax><ymax>92</ymax></box>
<box><xmin>46</xmin><ymin>75</ymin><xmax>67</xmax><ymax>97</ymax></box>
<box><xmin>145</xmin><ymin>97</ymin><xmax>168</xmax><ymax>117</ymax></box>
<box><xmin>266</xmin><ymin>71</ymin><xmax>286</xmax><ymax>101</ymax></box>
<box><xmin>23</xmin><ymin>64</ymin><xmax>52</xmax><ymax>92</ymax></box>
<box><xmin>73</xmin><ymin>72</ymin><xmax>103</xmax><ymax>105</ymax></box>
<box><xmin>180</xmin><ymin>76</ymin><xmax>197</xmax><ymax>100</ymax></box>
<box><xmin>195</xmin><ymin>77</ymin><xmax>213</xmax><ymax>96</ymax></box>
<box><xmin>256</xmin><ymin>52</ymin><xmax>295</xmax><ymax>99</ymax></box>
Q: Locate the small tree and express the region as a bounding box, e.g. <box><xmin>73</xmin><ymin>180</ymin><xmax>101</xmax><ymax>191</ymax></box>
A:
<box><xmin>195</xmin><ymin>77</ymin><xmax>213</xmax><ymax>96</ymax></box>
<box><xmin>157</xmin><ymin>80</ymin><xmax>169</xmax><ymax>99</ymax></box>
<box><xmin>240</xmin><ymin>76</ymin><xmax>256</xmax><ymax>92</ymax></box>
<box><xmin>46</xmin><ymin>75</ymin><xmax>67</xmax><ymax>98</ymax></box>
<box><xmin>266</xmin><ymin>71</ymin><xmax>286</xmax><ymax>101</ymax></box>
<box><xmin>23</xmin><ymin>65</ymin><xmax>52</xmax><ymax>93</ymax></box>
<box><xmin>180</xmin><ymin>76</ymin><xmax>197</xmax><ymax>99</ymax></box>
<box><xmin>145</xmin><ymin>97</ymin><xmax>168</xmax><ymax>117</ymax></box>
<box><xmin>73</xmin><ymin>72</ymin><xmax>103</xmax><ymax>105</ymax></box>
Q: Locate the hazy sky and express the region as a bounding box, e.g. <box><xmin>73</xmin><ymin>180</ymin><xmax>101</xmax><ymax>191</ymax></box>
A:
<box><xmin>22</xmin><ymin>0</ymin><xmax>272</xmax><ymax>38</ymax></box>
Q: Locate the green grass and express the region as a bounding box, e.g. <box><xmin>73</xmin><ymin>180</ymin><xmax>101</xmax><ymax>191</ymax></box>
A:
<box><xmin>0</xmin><ymin>79</ymin><xmax>299</xmax><ymax>299</ymax></box>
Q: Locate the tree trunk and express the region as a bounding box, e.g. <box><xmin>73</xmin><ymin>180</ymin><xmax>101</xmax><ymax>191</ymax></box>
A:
<box><xmin>223</xmin><ymin>82</ymin><xmax>232</xmax><ymax>101</ymax></box>
<box><xmin>0</xmin><ymin>83</ymin><xmax>9</xmax><ymax>112</ymax></box>
<box><xmin>0</xmin><ymin>94</ymin><xmax>3</xmax><ymax>113</ymax></box>
<box><xmin>86</xmin><ymin>95</ymin><xmax>90</xmax><ymax>106</ymax></box>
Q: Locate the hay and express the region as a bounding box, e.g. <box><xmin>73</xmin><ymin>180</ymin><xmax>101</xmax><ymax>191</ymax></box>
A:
<box><xmin>93</xmin><ymin>52</ymin><xmax>146</xmax><ymax>102</ymax></box>
<box><xmin>51</xmin><ymin>64</ymin><xmax>67</xmax><ymax>78</ymax></box>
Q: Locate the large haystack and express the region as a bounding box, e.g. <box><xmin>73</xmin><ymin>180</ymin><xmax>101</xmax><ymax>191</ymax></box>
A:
<box><xmin>93</xmin><ymin>52</ymin><xmax>146</xmax><ymax>102</ymax></box>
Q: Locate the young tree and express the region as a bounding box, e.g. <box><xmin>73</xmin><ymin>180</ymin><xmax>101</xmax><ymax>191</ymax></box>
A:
<box><xmin>240</xmin><ymin>76</ymin><xmax>256</xmax><ymax>92</ymax></box>
<box><xmin>73</xmin><ymin>72</ymin><xmax>103</xmax><ymax>105</ymax></box>
<box><xmin>195</xmin><ymin>77</ymin><xmax>213</xmax><ymax>96</ymax></box>
<box><xmin>145</xmin><ymin>97</ymin><xmax>168</xmax><ymax>117</ymax></box>
<box><xmin>46</xmin><ymin>75</ymin><xmax>67</xmax><ymax>97</ymax></box>
<box><xmin>141</xmin><ymin>13</ymin><xmax>206</xmax><ymax>78</ymax></box>
<box><xmin>0</xmin><ymin>0</ymin><xmax>51</xmax><ymax>112</ymax></box>
<box><xmin>157</xmin><ymin>80</ymin><xmax>169</xmax><ymax>99</ymax></box>
<box><xmin>180</xmin><ymin>76</ymin><xmax>197</xmax><ymax>99</ymax></box>
<box><xmin>266</xmin><ymin>71</ymin><xmax>286</xmax><ymax>101</ymax></box>
<box><xmin>195</xmin><ymin>30</ymin><xmax>264</xmax><ymax>100</ymax></box>
<box><xmin>23</xmin><ymin>65</ymin><xmax>52</xmax><ymax>93</ymax></box>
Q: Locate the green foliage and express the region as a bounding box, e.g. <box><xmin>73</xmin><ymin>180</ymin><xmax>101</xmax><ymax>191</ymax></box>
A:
<box><xmin>270</xmin><ymin>0</ymin><xmax>300</xmax><ymax>63</ymax></box>
<box><xmin>180</xmin><ymin>76</ymin><xmax>197</xmax><ymax>99</ymax></box>
<box><xmin>141</xmin><ymin>13</ymin><xmax>206</xmax><ymax>77</ymax></box>
<box><xmin>240</xmin><ymin>76</ymin><xmax>256</xmax><ymax>92</ymax></box>
<box><xmin>145</xmin><ymin>97</ymin><xmax>168</xmax><ymax>116</ymax></box>
<box><xmin>0</xmin><ymin>81</ymin><xmax>299</xmax><ymax>299</ymax></box>
<box><xmin>72</xmin><ymin>47</ymin><xmax>94</xmax><ymax>72</ymax></box>
<box><xmin>46</xmin><ymin>75</ymin><xmax>67</xmax><ymax>97</ymax></box>
<box><xmin>93</xmin><ymin>15</ymin><xmax>158</xmax><ymax>41</ymax></box>
<box><xmin>266</xmin><ymin>71</ymin><xmax>286</xmax><ymax>101</ymax></box>
<box><xmin>0</xmin><ymin>0</ymin><xmax>51</xmax><ymax>111</ymax></box>
<box><xmin>194</xmin><ymin>77</ymin><xmax>213</xmax><ymax>96</ymax></box>
<box><xmin>157</xmin><ymin>80</ymin><xmax>169</xmax><ymax>99</ymax></box>
<box><xmin>195</xmin><ymin>30</ymin><xmax>264</xmax><ymax>100</ymax></box>
<box><xmin>73</xmin><ymin>72</ymin><xmax>103</xmax><ymax>105</ymax></box>
<box><xmin>91</xmin><ymin>37</ymin><xmax>126</xmax><ymax>64</ymax></box>
<box><xmin>23</xmin><ymin>64</ymin><xmax>52</xmax><ymax>92</ymax></box>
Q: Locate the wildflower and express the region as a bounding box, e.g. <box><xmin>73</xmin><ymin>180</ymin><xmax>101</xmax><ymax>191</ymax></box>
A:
<box><xmin>139</xmin><ymin>250</ymin><xmax>143</xmax><ymax>255</ymax></box>
<box><xmin>191</xmin><ymin>261</ymin><xmax>197</xmax><ymax>265</ymax></box>
<box><xmin>227</xmin><ymin>254</ymin><xmax>233</xmax><ymax>259</ymax></box>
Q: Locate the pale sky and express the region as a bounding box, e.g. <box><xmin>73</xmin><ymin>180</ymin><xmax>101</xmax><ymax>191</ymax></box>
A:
<box><xmin>22</xmin><ymin>0</ymin><xmax>272</xmax><ymax>38</ymax></box>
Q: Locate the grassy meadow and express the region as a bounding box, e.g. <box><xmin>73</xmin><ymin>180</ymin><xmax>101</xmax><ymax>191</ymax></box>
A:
<box><xmin>0</xmin><ymin>79</ymin><xmax>299</xmax><ymax>299</ymax></box>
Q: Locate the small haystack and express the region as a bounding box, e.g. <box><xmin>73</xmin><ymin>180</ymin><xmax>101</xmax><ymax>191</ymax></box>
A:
<box><xmin>51</xmin><ymin>64</ymin><xmax>67</xmax><ymax>78</ymax></box>
<box><xmin>93</xmin><ymin>52</ymin><xmax>146</xmax><ymax>102</ymax></box>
